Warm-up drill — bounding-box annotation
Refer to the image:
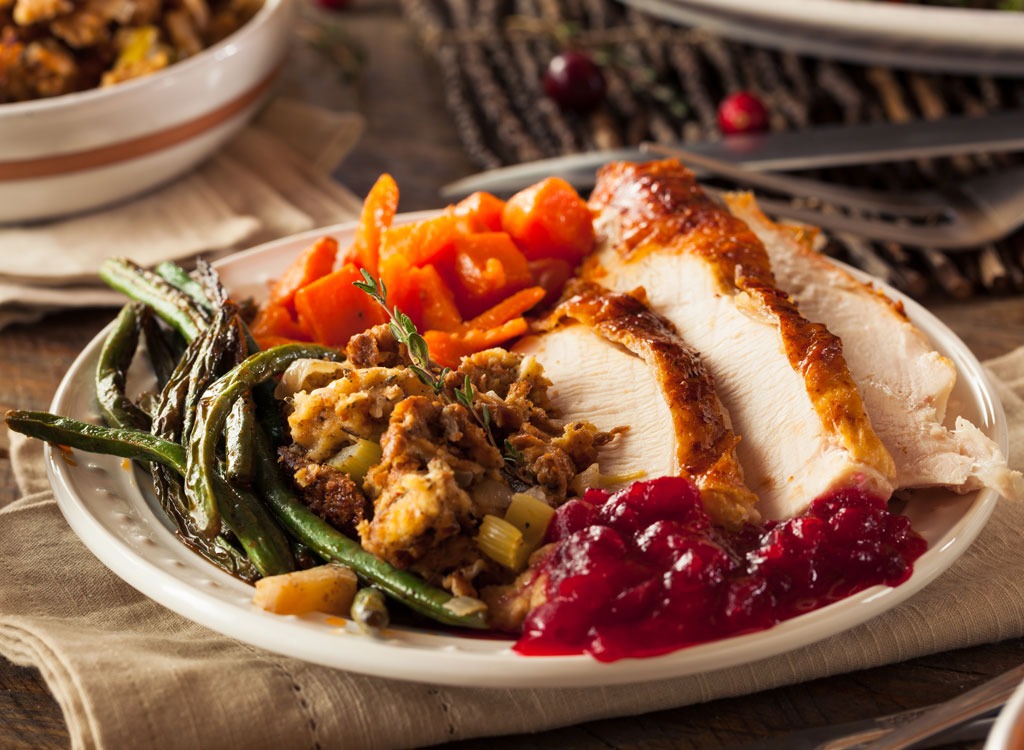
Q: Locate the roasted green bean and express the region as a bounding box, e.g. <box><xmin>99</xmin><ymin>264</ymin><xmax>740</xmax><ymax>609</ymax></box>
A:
<box><xmin>185</xmin><ymin>343</ymin><xmax>340</xmax><ymax>536</ymax></box>
<box><xmin>95</xmin><ymin>303</ymin><xmax>152</xmax><ymax>432</ymax></box>
<box><xmin>5</xmin><ymin>410</ymin><xmax>185</xmax><ymax>473</ymax></box>
<box><xmin>99</xmin><ymin>258</ymin><xmax>208</xmax><ymax>343</ymax></box>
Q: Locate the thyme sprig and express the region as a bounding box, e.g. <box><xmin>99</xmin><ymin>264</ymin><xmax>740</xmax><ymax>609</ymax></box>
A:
<box><xmin>353</xmin><ymin>271</ymin><xmax>450</xmax><ymax>393</ymax></box>
<box><xmin>354</xmin><ymin>270</ymin><xmax>522</xmax><ymax>469</ymax></box>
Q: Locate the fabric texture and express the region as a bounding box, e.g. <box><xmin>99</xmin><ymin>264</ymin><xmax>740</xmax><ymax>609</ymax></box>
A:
<box><xmin>1</xmin><ymin>346</ymin><xmax>1022</xmax><ymax>749</ymax></box>
<box><xmin>0</xmin><ymin>98</ymin><xmax>365</xmax><ymax>329</ymax></box>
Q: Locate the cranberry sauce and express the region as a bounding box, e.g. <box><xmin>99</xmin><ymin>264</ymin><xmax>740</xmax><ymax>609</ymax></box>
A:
<box><xmin>514</xmin><ymin>477</ymin><xmax>927</xmax><ymax>662</ymax></box>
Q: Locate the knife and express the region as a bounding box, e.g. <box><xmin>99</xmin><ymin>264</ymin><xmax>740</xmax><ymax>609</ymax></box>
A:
<box><xmin>720</xmin><ymin>711</ymin><xmax>996</xmax><ymax>750</ymax></box>
<box><xmin>440</xmin><ymin>109</ymin><xmax>1024</xmax><ymax>198</ymax></box>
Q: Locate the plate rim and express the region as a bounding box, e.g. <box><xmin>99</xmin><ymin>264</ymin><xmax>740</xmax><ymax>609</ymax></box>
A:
<box><xmin>622</xmin><ymin>0</ymin><xmax>1024</xmax><ymax>75</ymax></box>
<box><xmin>44</xmin><ymin>215</ymin><xmax>1007</xmax><ymax>688</ymax></box>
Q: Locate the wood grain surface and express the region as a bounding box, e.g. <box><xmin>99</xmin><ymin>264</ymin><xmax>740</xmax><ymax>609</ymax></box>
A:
<box><xmin>1</xmin><ymin>3</ymin><xmax>1022</xmax><ymax>748</ymax></box>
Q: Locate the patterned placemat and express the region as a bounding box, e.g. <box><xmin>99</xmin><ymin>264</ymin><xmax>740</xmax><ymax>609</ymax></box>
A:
<box><xmin>399</xmin><ymin>0</ymin><xmax>1024</xmax><ymax>300</ymax></box>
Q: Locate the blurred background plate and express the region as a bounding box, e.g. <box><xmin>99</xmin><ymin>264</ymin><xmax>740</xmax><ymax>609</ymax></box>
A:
<box><xmin>621</xmin><ymin>0</ymin><xmax>1024</xmax><ymax>75</ymax></box>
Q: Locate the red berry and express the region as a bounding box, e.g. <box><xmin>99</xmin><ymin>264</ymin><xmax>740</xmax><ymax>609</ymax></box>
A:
<box><xmin>717</xmin><ymin>91</ymin><xmax>769</xmax><ymax>135</ymax></box>
<box><xmin>315</xmin><ymin>0</ymin><xmax>351</xmax><ymax>10</ymax></box>
<box><xmin>543</xmin><ymin>51</ymin><xmax>606</xmax><ymax>114</ymax></box>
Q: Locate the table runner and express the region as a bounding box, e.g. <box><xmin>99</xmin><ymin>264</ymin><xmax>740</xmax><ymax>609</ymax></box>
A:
<box><xmin>398</xmin><ymin>0</ymin><xmax>1024</xmax><ymax>301</ymax></box>
<box><xmin>0</xmin><ymin>346</ymin><xmax>1021</xmax><ymax>750</ymax></box>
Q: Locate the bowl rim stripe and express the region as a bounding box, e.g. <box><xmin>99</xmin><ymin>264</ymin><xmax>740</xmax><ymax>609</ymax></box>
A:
<box><xmin>0</xmin><ymin>65</ymin><xmax>280</xmax><ymax>181</ymax></box>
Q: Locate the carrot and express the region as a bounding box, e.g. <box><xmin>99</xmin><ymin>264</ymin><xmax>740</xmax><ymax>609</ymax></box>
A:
<box><xmin>293</xmin><ymin>262</ymin><xmax>388</xmax><ymax>348</ymax></box>
<box><xmin>348</xmin><ymin>173</ymin><xmax>399</xmax><ymax>275</ymax></box>
<box><xmin>449</xmin><ymin>191</ymin><xmax>506</xmax><ymax>234</ymax></box>
<box><xmin>424</xmin><ymin>317</ymin><xmax>530</xmax><ymax>368</ymax></box>
<box><xmin>389</xmin><ymin>264</ymin><xmax>463</xmax><ymax>333</ymax></box>
<box><xmin>466</xmin><ymin>286</ymin><xmax>545</xmax><ymax>331</ymax></box>
<box><xmin>250</xmin><ymin>301</ymin><xmax>312</xmax><ymax>349</ymax></box>
<box><xmin>378</xmin><ymin>213</ymin><xmax>458</xmax><ymax>298</ymax></box>
<box><xmin>267</xmin><ymin>236</ymin><xmax>338</xmax><ymax>314</ymax></box>
<box><xmin>445</xmin><ymin>232</ymin><xmax>533</xmax><ymax>318</ymax></box>
<box><xmin>501</xmin><ymin>177</ymin><xmax>595</xmax><ymax>264</ymax></box>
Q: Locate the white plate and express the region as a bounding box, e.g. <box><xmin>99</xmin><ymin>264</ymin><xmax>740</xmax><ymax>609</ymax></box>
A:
<box><xmin>45</xmin><ymin>215</ymin><xmax>1007</xmax><ymax>688</ymax></box>
<box><xmin>986</xmin><ymin>675</ymin><xmax>1024</xmax><ymax>749</ymax></box>
<box><xmin>622</xmin><ymin>0</ymin><xmax>1024</xmax><ymax>75</ymax></box>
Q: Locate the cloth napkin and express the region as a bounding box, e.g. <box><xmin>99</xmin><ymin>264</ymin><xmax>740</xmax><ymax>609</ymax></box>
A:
<box><xmin>0</xmin><ymin>349</ymin><xmax>1022</xmax><ymax>750</ymax></box>
<box><xmin>0</xmin><ymin>97</ymin><xmax>365</xmax><ymax>329</ymax></box>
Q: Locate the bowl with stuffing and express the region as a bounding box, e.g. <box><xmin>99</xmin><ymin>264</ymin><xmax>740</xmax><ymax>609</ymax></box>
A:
<box><xmin>0</xmin><ymin>0</ymin><xmax>292</xmax><ymax>224</ymax></box>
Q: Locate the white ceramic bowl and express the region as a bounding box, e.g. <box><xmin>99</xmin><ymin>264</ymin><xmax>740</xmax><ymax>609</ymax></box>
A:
<box><xmin>0</xmin><ymin>0</ymin><xmax>293</xmax><ymax>224</ymax></box>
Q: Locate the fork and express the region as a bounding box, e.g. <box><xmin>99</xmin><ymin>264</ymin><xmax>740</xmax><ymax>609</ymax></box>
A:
<box><xmin>643</xmin><ymin>142</ymin><xmax>1024</xmax><ymax>250</ymax></box>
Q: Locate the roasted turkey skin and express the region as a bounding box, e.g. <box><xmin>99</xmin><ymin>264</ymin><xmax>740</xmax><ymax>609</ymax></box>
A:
<box><xmin>586</xmin><ymin>159</ymin><xmax>896</xmax><ymax>520</ymax></box>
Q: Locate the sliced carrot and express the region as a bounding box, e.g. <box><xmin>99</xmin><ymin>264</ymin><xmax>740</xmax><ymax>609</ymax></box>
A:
<box><xmin>347</xmin><ymin>173</ymin><xmax>399</xmax><ymax>275</ymax></box>
<box><xmin>527</xmin><ymin>258</ymin><xmax>574</xmax><ymax>306</ymax></box>
<box><xmin>378</xmin><ymin>213</ymin><xmax>458</xmax><ymax>298</ymax></box>
<box><xmin>379</xmin><ymin>213</ymin><xmax>458</xmax><ymax>269</ymax></box>
<box><xmin>501</xmin><ymin>176</ymin><xmax>595</xmax><ymax>264</ymax></box>
<box><xmin>466</xmin><ymin>286</ymin><xmax>545</xmax><ymax>331</ymax></box>
<box><xmin>424</xmin><ymin>318</ymin><xmax>530</xmax><ymax>369</ymax></box>
<box><xmin>293</xmin><ymin>262</ymin><xmax>388</xmax><ymax>348</ymax></box>
<box><xmin>446</xmin><ymin>232</ymin><xmax>533</xmax><ymax>318</ymax></box>
<box><xmin>250</xmin><ymin>301</ymin><xmax>311</xmax><ymax>343</ymax></box>
<box><xmin>449</xmin><ymin>191</ymin><xmax>506</xmax><ymax>234</ymax></box>
<box><xmin>389</xmin><ymin>264</ymin><xmax>463</xmax><ymax>333</ymax></box>
<box><xmin>267</xmin><ymin>236</ymin><xmax>338</xmax><ymax>314</ymax></box>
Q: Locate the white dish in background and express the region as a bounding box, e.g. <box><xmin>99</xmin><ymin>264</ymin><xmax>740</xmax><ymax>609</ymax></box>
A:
<box><xmin>986</xmin><ymin>676</ymin><xmax>1024</xmax><ymax>750</ymax></box>
<box><xmin>0</xmin><ymin>0</ymin><xmax>293</xmax><ymax>225</ymax></box>
<box><xmin>45</xmin><ymin>216</ymin><xmax>1007</xmax><ymax>688</ymax></box>
<box><xmin>622</xmin><ymin>0</ymin><xmax>1024</xmax><ymax>75</ymax></box>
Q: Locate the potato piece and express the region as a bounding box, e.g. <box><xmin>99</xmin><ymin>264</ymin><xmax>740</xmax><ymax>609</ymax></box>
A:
<box><xmin>252</xmin><ymin>563</ymin><xmax>358</xmax><ymax>616</ymax></box>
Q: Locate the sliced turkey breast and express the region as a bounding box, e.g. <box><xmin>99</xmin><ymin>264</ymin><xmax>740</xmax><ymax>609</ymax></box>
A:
<box><xmin>725</xmin><ymin>192</ymin><xmax>1022</xmax><ymax>500</ymax></box>
<box><xmin>516</xmin><ymin>282</ymin><xmax>759</xmax><ymax>527</ymax></box>
<box><xmin>585</xmin><ymin>159</ymin><xmax>896</xmax><ymax>520</ymax></box>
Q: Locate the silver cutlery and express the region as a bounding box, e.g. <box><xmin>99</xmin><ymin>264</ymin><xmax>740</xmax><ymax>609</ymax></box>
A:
<box><xmin>647</xmin><ymin>142</ymin><xmax>1024</xmax><ymax>251</ymax></box>
<box><xmin>441</xmin><ymin>110</ymin><xmax>1024</xmax><ymax>199</ymax></box>
<box><xmin>858</xmin><ymin>662</ymin><xmax>1024</xmax><ymax>750</ymax></box>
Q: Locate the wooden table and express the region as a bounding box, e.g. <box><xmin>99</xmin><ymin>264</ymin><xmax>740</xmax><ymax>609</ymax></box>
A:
<box><xmin>2</xmin><ymin>3</ymin><xmax>1023</xmax><ymax>747</ymax></box>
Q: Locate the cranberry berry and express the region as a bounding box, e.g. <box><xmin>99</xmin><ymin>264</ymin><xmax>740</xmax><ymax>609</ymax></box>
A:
<box><xmin>543</xmin><ymin>51</ymin><xmax>606</xmax><ymax>114</ymax></box>
<box><xmin>717</xmin><ymin>91</ymin><xmax>769</xmax><ymax>135</ymax></box>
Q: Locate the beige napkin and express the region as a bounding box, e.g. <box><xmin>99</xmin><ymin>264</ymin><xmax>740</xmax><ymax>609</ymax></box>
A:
<box><xmin>0</xmin><ymin>97</ymin><xmax>365</xmax><ymax>329</ymax></box>
<box><xmin>0</xmin><ymin>348</ymin><xmax>1022</xmax><ymax>749</ymax></box>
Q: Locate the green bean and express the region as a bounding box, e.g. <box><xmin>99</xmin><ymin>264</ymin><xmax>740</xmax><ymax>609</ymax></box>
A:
<box><xmin>149</xmin><ymin>304</ymin><xmax>265</xmax><ymax>579</ymax></box>
<box><xmin>139</xmin><ymin>309</ymin><xmax>184</xmax><ymax>389</ymax></box>
<box><xmin>98</xmin><ymin>258</ymin><xmax>207</xmax><ymax>343</ymax></box>
<box><xmin>224</xmin><ymin>394</ymin><xmax>255</xmax><ymax>485</ymax></box>
<box><xmin>351</xmin><ymin>587</ymin><xmax>389</xmax><ymax>635</ymax></box>
<box><xmin>5</xmin><ymin>410</ymin><xmax>185</xmax><ymax>473</ymax></box>
<box><xmin>185</xmin><ymin>343</ymin><xmax>341</xmax><ymax>536</ymax></box>
<box><xmin>152</xmin><ymin>466</ymin><xmax>261</xmax><ymax>582</ymax></box>
<box><xmin>209</xmin><ymin>471</ymin><xmax>294</xmax><ymax>577</ymax></box>
<box><xmin>96</xmin><ymin>303</ymin><xmax>152</xmax><ymax>432</ymax></box>
<box><xmin>250</xmin><ymin>427</ymin><xmax>488</xmax><ymax>630</ymax></box>
<box><xmin>154</xmin><ymin>261</ymin><xmax>215</xmax><ymax>315</ymax></box>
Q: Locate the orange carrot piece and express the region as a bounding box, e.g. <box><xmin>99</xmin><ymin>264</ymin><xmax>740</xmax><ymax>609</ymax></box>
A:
<box><xmin>379</xmin><ymin>213</ymin><xmax>458</xmax><ymax>269</ymax></box>
<box><xmin>293</xmin><ymin>262</ymin><xmax>388</xmax><ymax>348</ymax></box>
<box><xmin>449</xmin><ymin>191</ymin><xmax>506</xmax><ymax>234</ymax></box>
<box><xmin>389</xmin><ymin>264</ymin><xmax>463</xmax><ymax>333</ymax></box>
<box><xmin>267</xmin><ymin>236</ymin><xmax>339</xmax><ymax>314</ymax></box>
<box><xmin>424</xmin><ymin>318</ymin><xmax>530</xmax><ymax>368</ymax></box>
<box><xmin>448</xmin><ymin>232</ymin><xmax>533</xmax><ymax>318</ymax></box>
<box><xmin>501</xmin><ymin>177</ymin><xmax>595</xmax><ymax>264</ymax></box>
<box><xmin>250</xmin><ymin>301</ymin><xmax>311</xmax><ymax>343</ymax></box>
<box><xmin>466</xmin><ymin>286</ymin><xmax>545</xmax><ymax>330</ymax></box>
<box><xmin>348</xmin><ymin>173</ymin><xmax>399</xmax><ymax>275</ymax></box>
